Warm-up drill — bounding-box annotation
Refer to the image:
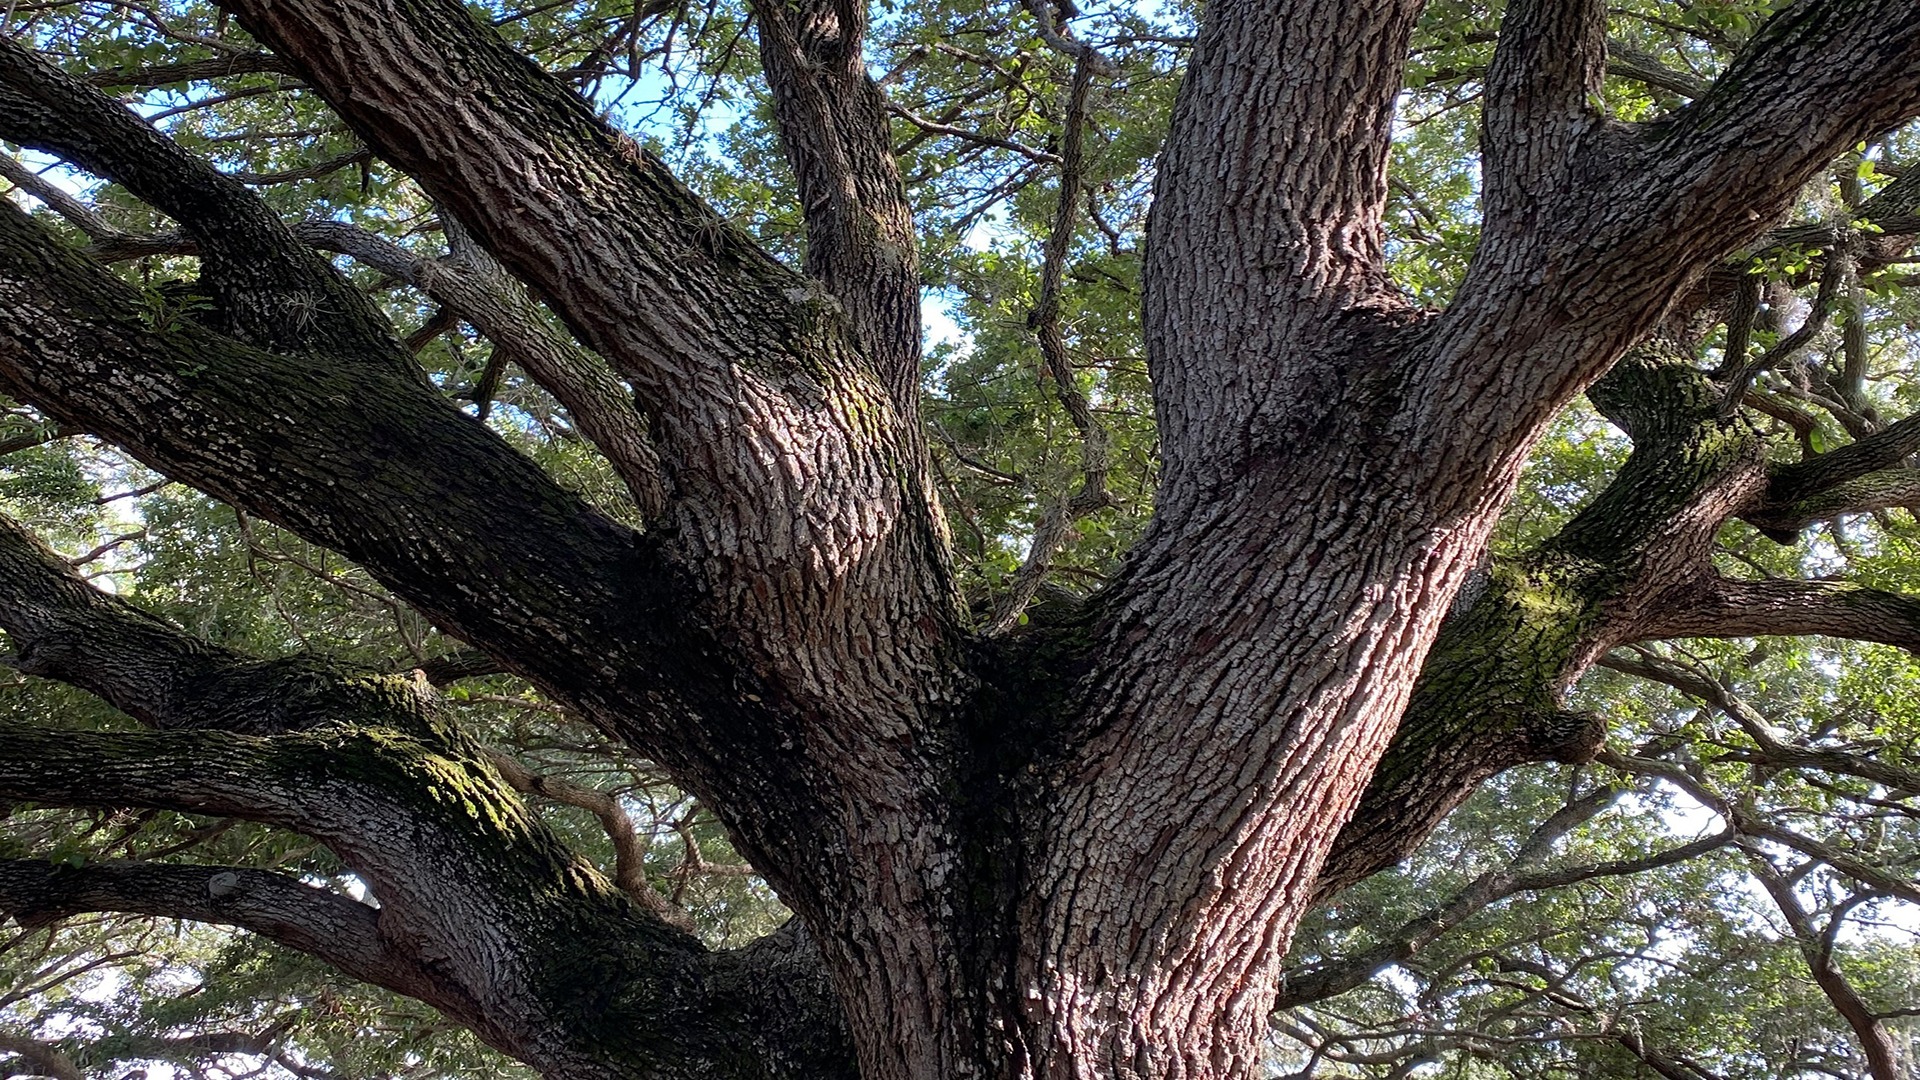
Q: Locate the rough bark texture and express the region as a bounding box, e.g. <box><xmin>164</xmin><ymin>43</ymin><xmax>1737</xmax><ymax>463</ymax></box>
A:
<box><xmin>4</xmin><ymin>2</ymin><xmax>1920</xmax><ymax>1079</ymax></box>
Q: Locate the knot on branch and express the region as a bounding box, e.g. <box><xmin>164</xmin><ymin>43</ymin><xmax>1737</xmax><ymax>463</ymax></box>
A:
<box><xmin>1586</xmin><ymin>341</ymin><xmax>1726</xmax><ymax>441</ymax></box>
<box><xmin>1525</xmin><ymin>708</ymin><xmax>1607</xmax><ymax>765</ymax></box>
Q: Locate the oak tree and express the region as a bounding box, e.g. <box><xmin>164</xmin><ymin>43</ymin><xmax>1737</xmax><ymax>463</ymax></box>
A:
<box><xmin>3</xmin><ymin>1</ymin><xmax>1920</xmax><ymax>1078</ymax></box>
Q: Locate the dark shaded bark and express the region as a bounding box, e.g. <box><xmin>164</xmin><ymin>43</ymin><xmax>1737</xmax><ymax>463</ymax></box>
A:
<box><xmin>1313</xmin><ymin>344</ymin><xmax>1769</xmax><ymax>902</ymax></box>
<box><xmin>0</xmin><ymin>514</ymin><xmax>853</xmax><ymax>1080</ymax></box>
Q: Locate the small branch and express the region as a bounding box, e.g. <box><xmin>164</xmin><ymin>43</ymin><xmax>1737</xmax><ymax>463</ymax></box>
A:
<box><xmin>1603</xmin><ymin>40</ymin><xmax>1709</xmax><ymax>98</ymax></box>
<box><xmin>1020</xmin><ymin>0</ymin><xmax>1117</xmax><ymax>75</ymax></box>
<box><xmin>226</xmin><ymin>148</ymin><xmax>369</xmax><ymax>186</ymax></box>
<box><xmin>409</xmin><ymin>649</ymin><xmax>503</xmax><ymax>686</ymax></box>
<box><xmin>1740</xmin><ymin>845</ymin><xmax>1903</xmax><ymax>1080</ymax></box>
<box><xmin>885</xmin><ymin>104</ymin><xmax>1061</xmax><ymax>165</ymax></box>
<box><xmin>1740</xmin><ymin>388</ymin><xmax>1819</xmax><ymax>455</ymax></box>
<box><xmin>483</xmin><ymin>748</ymin><xmax>692</xmax><ymax>929</ymax></box>
<box><xmin>1599</xmin><ymin>750</ymin><xmax>1920</xmax><ymax>907</ymax></box>
<box><xmin>0</xmin><ymin>423</ymin><xmax>76</xmax><ymax>458</ymax></box>
<box><xmin>295</xmin><ymin>218</ymin><xmax>667</xmax><ymax>518</ymax></box>
<box><xmin>989</xmin><ymin>56</ymin><xmax>1113</xmax><ymax>634</ymax></box>
<box><xmin>84</xmin><ymin>52</ymin><xmax>294</xmax><ymax>88</ymax></box>
<box><xmin>1280</xmin><ymin>786</ymin><xmax>1620</xmax><ymax>1007</ymax></box>
<box><xmin>0</xmin><ymin>155</ymin><xmax>115</xmax><ymax>240</ymax></box>
<box><xmin>64</xmin><ymin>528</ymin><xmax>146</xmax><ymax>568</ymax></box>
<box><xmin>1288</xmin><ymin>788</ymin><xmax>1736</xmax><ymax>1007</ymax></box>
<box><xmin>1722</xmin><ymin>243</ymin><xmax>1847</xmax><ymax>409</ymax></box>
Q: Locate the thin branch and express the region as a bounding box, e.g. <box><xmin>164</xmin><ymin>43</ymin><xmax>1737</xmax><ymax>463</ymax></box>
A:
<box><xmin>989</xmin><ymin>55</ymin><xmax>1112</xmax><ymax>633</ymax></box>
<box><xmin>1280</xmin><ymin>784</ymin><xmax>1711</xmax><ymax>1008</ymax></box>
<box><xmin>1739</xmin><ymin>845</ymin><xmax>1903</xmax><ymax>1080</ymax></box>
<box><xmin>1722</xmin><ymin>243</ymin><xmax>1847</xmax><ymax>407</ymax></box>
<box><xmin>483</xmin><ymin>748</ymin><xmax>691</xmax><ymax>928</ymax></box>
<box><xmin>885</xmin><ymin>104</ymin><xmax>1060</xmax><ymax>165</ymax></box>
<box><xmin>0</xmin><ymin>154</ymin><xmax>115</xmax><ymax>240</ymax></box>
<box><xmin>1599</xmin><ymin>751</ymin><xmax>1920</xmax><ymax>907</ymax></box>
<box><xmin>226</xmin><ymin>147</ymin><xmax>369</xmax><ymax>186</ymax></box>
<box><xmin>297</xmin><ymin>217</ymin><xmax>666</xmax><ymax>517</ymax></box>
<box><xmin>1019</xmin><ymin>0</ymin><xmax>1116</xmax><ymax>75</ymax></box>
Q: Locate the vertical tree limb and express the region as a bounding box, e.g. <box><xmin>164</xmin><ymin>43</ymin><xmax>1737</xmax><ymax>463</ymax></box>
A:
<box><xmin>989</xmin><ymin>56</ymin><xmax>1113</xmax><ymax>634</ymax></box>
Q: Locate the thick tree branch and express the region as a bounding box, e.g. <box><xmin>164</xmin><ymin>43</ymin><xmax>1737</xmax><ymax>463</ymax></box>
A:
<box><xmin>0</xmin><ymin>1030</ymin><xmax>81</xmax><ymax>1080</ymax></box>
<box><xmin>211</xmin><ymin>0</ymin><xmax>894</xmax><ymax>436</ymax></box>
<box><xmin>751</xmin><ymin>0</ymin><xmax>923</xmax><ymax>413</ymax></box>
<box><xmin>1637</xmin><ymin>574</ymin><xmax>1920</xmax><ymax>654</ymax></box>
<box><xmin>0</xmin><ymin>716</ymin><xmax>838</xmax><ymax>1078</ymax></box>
<box><xmin>1324</xmin><ymin>149</ymin><xmax>1920</xmax><ymax>895</ymax></box>
<box><xmin>204</xmin><ymin>15</ymin><xmax>969</xmax><ymax>901</ymax></box>
<box><xmin>1142</xmin><ymin>0</ymin><xmax>1422</xmax><ymax>489</ymax></box>
<box><xmin>0</xmin><ymin>860</ymin><xmax>421</xmax><ymax>1001</ymax></box>
<box><xmin>0</xmin><ymin>36</ymin><xmax>394</xmax><ymax>358</ymax></box>
<box><xmin>1480</xmin><ymin>0</ymin><xmax>1608</xmax><ymax>208</ymax></box>
<box><xmin>1744</xmin><ymin>467</ymin><xmax>1920</xmax><ymax>538</ymax></box>
<box><xmin>1596</xmin><ymin>0</ymin><xmax>1920</xmax><ymax>327</ymax></box>
<box><xmin>1425</xmin><ymin>2</ymin><xmax>1920</xmax><ymax>483</ymax></box>
<box><xmin>1761</xmin><ymin>410</ymin><xmax>1920</xmax><ymax>514</ymax></box>
<box><xmin>0</xmin><ymin>198</ymin><xmax>741</xmax><ymax>769</ymax></box>
<box><xmin>1313</xmin><ymin>347</ymin><xmax>1766</xmax><ymax>902</ymax></box>
<box><xmin>0</xmin><ymin>510</ymin><xmax>850</xmax><ymax>1075</ymax></box>
<box><xmin>1663</xmin><ymin>2</ymin><xmax>1920</xmax><ymax>201</ymax></box>
<box><xmin>0</xmin><ymin>511</ymin><xmax>426</xmax><ymax>735</ymax></box>
<box><xmin>0</xmin><ymin>529</ymin><xmax>695</xmax><ymax>940</ymax></box>
<box><xmin>1</xmin><ymin>38</ymin><xmax>970</xmax><ymax>1072</ymax></box>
